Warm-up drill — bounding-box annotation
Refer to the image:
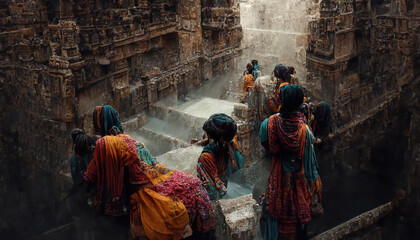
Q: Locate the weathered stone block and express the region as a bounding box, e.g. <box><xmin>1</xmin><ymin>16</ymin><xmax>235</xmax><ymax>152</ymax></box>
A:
<box><xmin>155</xmin><ymin>146</ymin><xmax>203</xmax><ymax>176</ymax></box>
<box><xmin>112</xmin><ymin>69</ymin><xmax>129</xmax><ymax>89</ymax></box>
<box><xmin>233</xmin><ymin>103</ymin><xmax>252</xmax><ymax>120</ymax></box>
<box><xmin>122</xmin><ymin>114</ymin><xmax>147</xmax><ymax>133</ymax></box>
<box><xmin>216</xmin><ymin>194</ymin><xmax>261</xmax><ymax>240</ymax></box>
<box><xmin>335</xmin><ymin>30</ymin><xmax>355</xmax><ymax>59</ymax></box>
<box><xmin>344</xmin><ymin>73</ymin><xmax>360</xmax><ymax>88</ymax></box>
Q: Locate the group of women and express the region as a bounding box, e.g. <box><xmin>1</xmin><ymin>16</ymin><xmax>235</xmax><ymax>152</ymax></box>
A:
<box><xmin>69</xmin><ymin>63</ymin><xmax>331</xmax><ymax>240</ymax></box>
<box><xmin>70</xmin><ymin>106</ymin><xmax>225</xmax><ymax>239</ymax></box>
<box><xmin>69</xmin><ymin>105</ymin><xmax>244</xmax><ymax>239</ymax></box>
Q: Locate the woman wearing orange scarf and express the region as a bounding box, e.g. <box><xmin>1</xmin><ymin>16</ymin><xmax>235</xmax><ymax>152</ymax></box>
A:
<box><xmin>267</xmin><ymin>64</ymin><xmax>291</xmax><ymax>114</ymax></box>
<box><xmin>85</xmin><ymin>105</ymin><xmax>215</xmax><ymax>240</ymax></box>
<box><xmin>83</xmin><ymin>135</ymin><xmax>141</xmax><ymax>215</ymax></box>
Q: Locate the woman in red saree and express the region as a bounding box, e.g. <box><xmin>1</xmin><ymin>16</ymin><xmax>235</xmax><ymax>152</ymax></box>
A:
<box><xmin>260</xmin><ymin>85</ymin><xmax>322</xmax><ymax>240</ymax></box>
<box><xmin>85</xmin><ymin>105</ymin><xmax>215</xmax><ymax>239</ymax></box>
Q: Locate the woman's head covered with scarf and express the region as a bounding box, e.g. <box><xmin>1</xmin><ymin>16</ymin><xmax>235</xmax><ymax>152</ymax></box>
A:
<box><xmin>280</xmin><ymin>84</ymin><xmax>304</xmax><ymax>114</ymax></box>
<box><xmin>312</xmin><ymin>102</ymin><xmax>332</xmax><ymax>138</ymax></box>
<box><xmin>299</xmin><ymin>102</ymin><xmax>310</xmax><ymax>122</ymax></box>
<box><xmin>313</xmin><ymin>102</ymin><xmax>332</xmax><ymax>127</ymax></box>
<box><xmin>71</xmin><ymin>128</ymin><xmax>85</xmax><ymax>144</ymax></box>
<box><xmin>246</xmin><ymin>63</ymin><xmax>254</xmax><ymax>73</ymax></box>
<box><xmin>74</xmin><ymin>133</ymin><xmax>96</xmax><ymax>158</ymax></box>
<box><xmin>203</xmin><ymin>113</ymin><xmax>237</xmax><ymax>144</ymax></box>
<box><xmin>202</xmin><ymin>113</ymin><xmax>243</xmax><ymax>171</ymax></box>
<box><xmin>273</xmin><ymin>64</ymin><xmax>291</xmax><ymax>83</ymax></box>
<box><xmin>251</xmin><ymin>60</ymin><xmax>259</xmax><ymax>71</ymax></box>
<box><xmin>93</xmin><ymin>105</ymin><xmax>123</xmax><ymax>136</ymax></box>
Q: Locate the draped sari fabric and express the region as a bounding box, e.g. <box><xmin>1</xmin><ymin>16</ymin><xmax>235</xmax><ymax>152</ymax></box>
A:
<box><xmin>83</xmin><ymin>136</ymin><xmax>139</xmax><ymax>216</ymax></box>
<box><xmin>268</xmin><ymin>82</ymin><xmax>289</xmax><ymax>114</ymax></box>
<box><xmin>113</xmin><ymin>132</ymin><xmax>216</xmax><ymax>236</ymax></box>
<box><xmin>88</xmin><ymin>105</ymin><xmax>215</xmax><ymax>238</ymax></box>
<box><xmin>267</xmin><ymin>113</ymin><xmax>311</xmax><ymax>234</ymax></box>
<box><xmin>197</xmin><ymin>136</ymin><xmax>243</xmax><ymax>200</ymax></box>
<box><xmin>134</xmin><ymin>188</ymin><xmax>189</xmax><ymax>240</ymax></box>
<box><xmin>152</xmin><ymin>171</ymin><xmax>215</xmax><ymax>232</ymax></box>
<box><xmin>243</xmin><ymin>73</ymin><xmax>255</xmax><ymax>91</ymax></box>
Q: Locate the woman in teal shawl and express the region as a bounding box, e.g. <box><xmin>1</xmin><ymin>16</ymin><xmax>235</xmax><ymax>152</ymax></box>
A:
<box><xmin>259</xmin><ymin>85</ymin><xmax>322</xmax><ymax>240</ymax></box>
<box><xmin>69</xmin><ymin>128</ymin><xmax>96</xmax><ymax>187</ymax></box>
<box><xmin>196</xmin><ymin>113</ymin><xmax>243</xmax><ymax>200</ymax></box>
<box><xmin>197</xmin><ymin>113</ymin><xmax>243</xmax><ymax>200</ymax></box>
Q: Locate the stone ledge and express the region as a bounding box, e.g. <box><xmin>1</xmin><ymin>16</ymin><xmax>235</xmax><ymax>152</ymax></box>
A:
<box><xmin>311</xmin><ymin>202</ymin><xmax>393</xmax><ymax>240</ymax></box>
<box><xmin>121</xmin><ymin>113</ymin><xmax>147</xmax><ymax>133</ymax></box>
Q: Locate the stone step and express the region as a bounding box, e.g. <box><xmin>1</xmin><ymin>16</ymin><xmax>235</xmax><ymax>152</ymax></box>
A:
<box><xmin>148</xmin><ymin>97</ymin><xmax>238</xmax><ymax>142</ymax></box>
<box><xmin>121</xmin><ymin>113</ymin><xmax>147</xmax><ymax>133</ymax></box>
<box><xmin>223</xmin><ymin>181</ymin><xmax>253</xmax><ymax>200</ymax></box>
<box><xmin>176</xmin><ymin>97</ymin><xmax>236</xmax><ymax>119</ymax></box>
<box><xmin>151</xmin><ymin>97</ymin><xmax>237</xmax><ymax>121</ymax></box>
<box><xmin>155</xmin><ymin>145</ymin><xmax>203</xmax><ymax>176</ymax></box>
<box><xmin>144</xmin><ymin>114</ymin><xmax>204</xmax><ymax>143</ymax></box>
<box><xmin>129</xmin><ymin>126</ymin><xmax>190</xmax><ymax>157</ymax></box>
<box><xmin>148</xmin><ymin>104</ymin><xmax>207</xmax><ymax>142</ymax></box>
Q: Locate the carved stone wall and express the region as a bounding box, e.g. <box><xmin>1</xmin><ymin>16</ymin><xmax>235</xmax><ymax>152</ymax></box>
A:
<box><xmin>306</xmin><ymin>0</ymin><xmax>419</xmax><ymax>170</ymax></box>
<box><xmin>307</xmin><ymin>0</ymin><xmax>419</xmax><ymax>127</ymax></box>
<box><xmin>0</xmin><ymin>0</ymin><xmax>243</xmax><ymax>174</ymax></box>
<box><xmin>239</xmin><ymin>0</ymin><xmax>320</xmax><ymax>81</ymax></box>
<box><xmin>306</xmin><ymin>1</ymin><xmax>420</xmax><ymax>237</ymax></box>
<box><xmin>0</xmin><ymin>1</ymin><xmax>242</xmax><ymax>237</ymax></box>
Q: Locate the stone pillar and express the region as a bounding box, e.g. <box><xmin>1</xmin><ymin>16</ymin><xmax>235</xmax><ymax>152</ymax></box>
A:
<box><xmin>201</xmin><ymin>0</ymin><xmax>243</xmax><ymax>78</ymax></box>
<box><xmin>48</xmin><ymin>20</ymin><xmax>83</xmax><ymax>124</ymax></box>
<box><xmin>233</xmin><ymin>103</ymin><xmax>256</xmax><ymax>166</ymax></box>
<box><xmin>48</xmin><ymin>56</ymin><xmax>75</xmax><ymax>121</ymax></box>
<box><xmin>178</xmin><ymin>0</ymin><xmax>203</xmax><ymax>60</ymax></box>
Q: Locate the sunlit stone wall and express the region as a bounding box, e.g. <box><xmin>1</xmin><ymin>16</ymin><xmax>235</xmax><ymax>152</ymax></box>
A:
<box><xmin>240</xmin><ymin>0</ymin><xmax>320</xmax><ymax>82</ymax></box>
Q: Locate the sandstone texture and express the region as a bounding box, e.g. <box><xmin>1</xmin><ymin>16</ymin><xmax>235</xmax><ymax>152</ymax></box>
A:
<box><xmin>214</xmin><ymin>193</ymin><xmax>261</xmax><ymax>240</ymax></box>
<box><xmin>0</xmin><ymin>0</ymin><xmax>243</xmax><ymax>174</ymax></box>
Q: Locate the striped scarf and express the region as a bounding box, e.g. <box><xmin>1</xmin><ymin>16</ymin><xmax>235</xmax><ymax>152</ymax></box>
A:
<box><xmin>276</xmin><ymin>112</ymin><xmax>306</xmax><ymax>152</ymax></box>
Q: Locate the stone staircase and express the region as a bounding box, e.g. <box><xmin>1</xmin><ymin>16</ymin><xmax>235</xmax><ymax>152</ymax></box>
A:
<box><xmin>127</xmin><ymin>96</ymin><xmax>238</xmax><ymax>170</ymax></box>
<box><xmin>124</xmin><ymin>78</ymin><xmax>261</xmax><ymax>239</ymax></box>
<box><xmin>51</xmin><ymin>75</ymin><xmax>260</xmax><ymax>240</ymax></box>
